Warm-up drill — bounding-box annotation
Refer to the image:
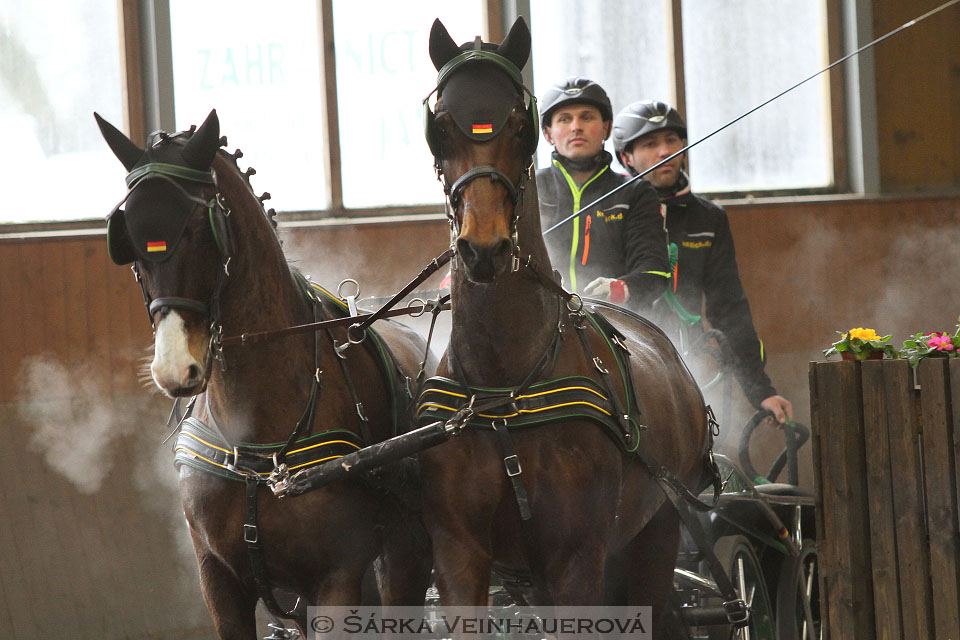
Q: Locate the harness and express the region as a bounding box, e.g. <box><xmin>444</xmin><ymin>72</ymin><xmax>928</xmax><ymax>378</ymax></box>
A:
<box><xmin>174</xmin><ymin>413</ymin><xmax>364</xmax><ymax>483</ymax></box>
<box><xmin>416</xmin><ymin>305</ymin><xmax>643</xmax><ymax>455</ymax></box>
<box><xmin>168</xmin><ymin>278</ymin><xmax>410</xmax><ymax>620</ymax></box>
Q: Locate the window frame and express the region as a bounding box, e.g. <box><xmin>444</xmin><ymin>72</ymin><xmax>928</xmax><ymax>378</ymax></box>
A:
<box><xmin>0</xmin><ymin>0</ymin><xmax>851</xmax><ymax>235</ymax></box>
<box><xmin>680</xmin><ymin>0</ymin><xmax>849</xmax><ymax>200</ymax></box>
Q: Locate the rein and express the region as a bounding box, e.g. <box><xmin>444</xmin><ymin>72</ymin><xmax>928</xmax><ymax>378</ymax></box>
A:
<box><xmin>219</xmin><ymin>248</ymin><xmax>455</xmax><ymax>348</ymax></box>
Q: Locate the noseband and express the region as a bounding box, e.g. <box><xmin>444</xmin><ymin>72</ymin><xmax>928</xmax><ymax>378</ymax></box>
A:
<box><xmin>446</xmin><ymin>165</ymin><xmax>520</xmax><ymax>210</ymax></box>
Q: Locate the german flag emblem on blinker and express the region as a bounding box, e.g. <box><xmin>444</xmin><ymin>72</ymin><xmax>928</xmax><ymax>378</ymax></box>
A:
<box><xmin>472</xmin><ymin>123</ymin><xmax>493</xmax><ymax>134</ymax></box>
<box><xmin>146</xmin><ymin>241</ymin><xmax>167</xmax><ymax>253</ymax></box>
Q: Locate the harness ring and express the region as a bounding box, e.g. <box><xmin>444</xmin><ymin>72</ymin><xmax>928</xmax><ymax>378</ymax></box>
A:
<box><xmin>407</xmin><ymin>298</ymin><xmax>428</xmax><ymax>317</ymax></box>
<box><xmin>346</xmin><ymin>323</ymin><xmax>367</xmax><ymax>345</ymax></box>
<box><xmin>337</xmin><ymin>278</ymin><xmax>360</xmax><ymax>300</ymax></box>
<box><xmin>566</xmin><ymin>293</ymin><xmax>584</xmax><ymax>313</ymax></box>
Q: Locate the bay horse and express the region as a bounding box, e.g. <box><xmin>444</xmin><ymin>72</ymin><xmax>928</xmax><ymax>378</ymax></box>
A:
<box><xmin>417</xmin><ymin>18</ymin><xmax>712</xmax><ymax>631</ymax></box>
<box><xmin>95</xmin><ymin>110</ymin><xmax>431</xmax><ymax>638</ymax></box>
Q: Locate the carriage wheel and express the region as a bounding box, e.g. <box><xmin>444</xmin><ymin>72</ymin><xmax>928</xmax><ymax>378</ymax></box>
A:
<box><xmin>775</xmin><ymin>540</ymin><xmax>822</xmax><ymax>640</ymax></box>
<box><xmin>708</xmin><ymin>535</ymin><xmax>776</xmax><ymax>640</ymax></box>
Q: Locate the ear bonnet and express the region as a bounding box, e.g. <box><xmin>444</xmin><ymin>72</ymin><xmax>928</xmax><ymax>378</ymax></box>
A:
<box><xmin>423</xmin><ymin>18</ymin><xmax>538</xmax><ymax>163</ymax></box>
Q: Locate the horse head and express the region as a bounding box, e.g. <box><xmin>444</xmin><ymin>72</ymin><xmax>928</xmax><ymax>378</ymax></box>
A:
<box><xmin>96</xmin><ymin>110</ymin><xmax>228</xmax><ymax>397</ymax></box>
<box><xmin>426</xmin><ymin>18</ymin><xmax>538</xmax><ymax>282</ymax></box>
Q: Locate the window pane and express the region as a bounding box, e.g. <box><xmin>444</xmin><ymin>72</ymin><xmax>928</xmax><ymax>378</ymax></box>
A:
<box><xmin>682</xmin><ymin>0</ymin><xmax>832</xmax><ymax>192</ymax></box>
<box><xmin>171</xmin><ymin>0</ymin><xmax>327</xmax><ymax>212</ymax></box>
<box><xmin>333</xmin><ymin>0</ymin><xmax>483</xmax><ymax>208</ymax></box>
<box><xmin>0</xmin><ymin>1</ymin><xmax>124</xmax><ymax>223</ymax></box>
<box><xmin>530</xmin><ymin>0</ymin><xmax>673</xmax><ymax>173</ymax></box>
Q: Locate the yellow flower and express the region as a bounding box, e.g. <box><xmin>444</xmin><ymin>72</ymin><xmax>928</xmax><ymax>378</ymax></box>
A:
<box><xmin>848</xmin><ymin>327</ymin><xmax>880</xmax><ymax>341</ymax></box>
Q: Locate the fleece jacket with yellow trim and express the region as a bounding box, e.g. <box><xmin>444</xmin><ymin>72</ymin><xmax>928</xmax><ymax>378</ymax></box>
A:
<box><xmin>537</xmin><ymin>150</ymin><xmax>669</xmax><ymax>310</ymax></box>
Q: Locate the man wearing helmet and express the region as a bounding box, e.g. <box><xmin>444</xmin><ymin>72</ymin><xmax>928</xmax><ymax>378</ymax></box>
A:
<box><xmin>613</xmin><ymin>100</ymin><xmax>793</xmax><ymax>424</ymax></box>
<box><xmin>536</xmin><ymin>77</ymin><xmax>670</xmax><ymax>311</ymax></box>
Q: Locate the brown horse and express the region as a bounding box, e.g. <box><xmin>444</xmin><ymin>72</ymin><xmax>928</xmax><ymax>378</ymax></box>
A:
<box><xmin>417</xmin><ymin>18</ymin><xmax>710</xmax><ymax>630</ymax></box>
<box><xmin>96</xmin><ymin>111</ymin><xmax>431</xmax><ymax>639</ymax></box>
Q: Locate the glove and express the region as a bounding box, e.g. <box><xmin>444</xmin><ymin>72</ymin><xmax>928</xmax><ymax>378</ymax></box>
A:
<box><xmin>583</xmin><ymin>277</ymin><xmax>630</xmax><ymax>304</ymax></box>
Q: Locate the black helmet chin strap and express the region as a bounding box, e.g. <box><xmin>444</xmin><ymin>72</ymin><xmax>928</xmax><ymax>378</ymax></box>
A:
<box><xmin>543</xmin><ymin>0</ymin><xmax>960</xmax><ymax>237</ymax></box>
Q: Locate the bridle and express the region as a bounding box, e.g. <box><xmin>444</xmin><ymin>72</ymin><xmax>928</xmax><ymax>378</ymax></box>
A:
<box><xmin>111</xmin><ymin>162</ymin><xmax>233</xmax><ymax>371</ymax></box>
<box><xmin>422</xmin><ymin>45</ymin><xmax>538</xmax><ymax>260</ymax></box>
<box><xmin>442</xmin><ymin>161</ymin><xmax>534</xmax><ymax>261</ymax></box>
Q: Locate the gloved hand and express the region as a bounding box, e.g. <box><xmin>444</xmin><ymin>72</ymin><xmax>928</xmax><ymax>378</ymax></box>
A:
<box><xmin>583</xmin><ymin>277</ymin><xmax>630</xmax><ymax>304</ymax></box>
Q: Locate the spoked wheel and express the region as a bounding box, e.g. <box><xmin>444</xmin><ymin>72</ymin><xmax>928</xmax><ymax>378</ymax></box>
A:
<box><xmin>776</xmin><ymin>540</ymin><xmax>821</xmax><ymax>640</ymax></box>
<box><xmin>709</xmin><ymin>535</ymin><xmax>776</xmax><ymax>640</ymax></box>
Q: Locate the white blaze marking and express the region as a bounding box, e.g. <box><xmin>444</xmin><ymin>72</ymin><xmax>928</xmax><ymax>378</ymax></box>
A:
<box><xmin>151</xmin><ymin>311</ymin><xmax>202</xmax><ymax>392</ymax></box>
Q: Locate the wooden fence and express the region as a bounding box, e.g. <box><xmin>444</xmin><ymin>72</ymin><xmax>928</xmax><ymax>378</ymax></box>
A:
<box><xmin>810</xmin><ymin>358</ymin><xmax>960</xmax><ymax>640</ymax></box>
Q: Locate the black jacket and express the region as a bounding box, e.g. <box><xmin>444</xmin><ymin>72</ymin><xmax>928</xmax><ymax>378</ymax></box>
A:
<box><xmin>658</xmin><ymin>182</ymin><xmax>776</xmax><ymax>407</ymax></box>
<box><xmin>537</xmin><ymin>151</ymin><xmax>670</xmax><ymax>307</ymax></box>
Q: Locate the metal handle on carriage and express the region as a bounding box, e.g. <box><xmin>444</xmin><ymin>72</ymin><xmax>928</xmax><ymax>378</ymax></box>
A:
<box><xmin>738</xmin><ymin>409</ymin><xmax>810</xmax><ymax>486</ymax></box>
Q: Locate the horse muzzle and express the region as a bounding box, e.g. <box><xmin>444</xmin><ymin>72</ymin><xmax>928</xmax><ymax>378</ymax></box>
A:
<box><xmin>456</xmin><ymin>236</ymin><xmax>513</xmax><ymax>283</ymax></box>
<box><xmin>151</xmin><ymin>310</ymin><xmax>211</xmax><ymax>397</ymax></box>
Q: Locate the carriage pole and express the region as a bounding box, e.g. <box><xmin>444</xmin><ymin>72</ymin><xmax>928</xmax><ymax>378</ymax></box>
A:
<box><xmin>269</xmin><ymin>418</ymin><xmax>458</xmax><ymax>498</ymax></box>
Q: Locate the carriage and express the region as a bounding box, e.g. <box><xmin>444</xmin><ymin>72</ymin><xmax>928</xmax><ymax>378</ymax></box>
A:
<box><xmin>95</xmin><ymin>16</ymin><xmax>821</xmax><ymax>640</ymax></box>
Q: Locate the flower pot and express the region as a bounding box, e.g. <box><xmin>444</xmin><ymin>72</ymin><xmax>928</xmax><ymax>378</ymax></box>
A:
<box><xmin>841</xmin><ymin>350</ymin><xmax>884</xmax><ymax>361</ymax></box>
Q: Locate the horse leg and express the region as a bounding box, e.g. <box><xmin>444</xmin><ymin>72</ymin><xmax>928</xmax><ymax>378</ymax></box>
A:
<box><xmin>429</xmin><ymin>527</ymin><xmax>495</xmax><ymax>605</ymax></box>
<box><xmin>374</xmin><ymin>519</ymin><xmax>433</xmax><ymax>606</ymax></box>
<box><xmin>622</xmin><ymin>502</ymin><xmax>683</xmax><ymax>639</ymax></box>
<box><xmin>193</xmin><ymin>550</ymin><xmax>258</xmax><ymax>640</ymax></box>
<box><xmin>539</xmin><ymin>536</ymin><xmax>608</xmax><ymax>605</ymax></box>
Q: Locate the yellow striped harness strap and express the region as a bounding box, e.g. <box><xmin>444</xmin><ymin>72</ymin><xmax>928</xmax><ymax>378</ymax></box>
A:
<box><xmin>174</xmin><ymin>417</ymin><xmax>364</xmax><ymax>483</ymax></box>
<box><xmin>416</xmin><ymin>374</ymin><xmax>640</xmax><ymax>453</ymax></box>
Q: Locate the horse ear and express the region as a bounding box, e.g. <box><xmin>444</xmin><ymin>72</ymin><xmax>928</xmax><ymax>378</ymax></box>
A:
<box><xmin>94</xmin><ymin>112</ymin><xmax>144</xmax><ymax>171</ymax></box>
<box><xmin>498</xmin><ymin>17</ymin><xmax>531</xmax><ymax>71</ymax></box>
<box><xmin>429</xmin><ymin>19</ymin><xmax>461</xmax><ymax>71</ymax></box>
<box><xmin>181</xmin><ymin>109</ymin><xmax>220</xmax><ymax>170</ymax></box>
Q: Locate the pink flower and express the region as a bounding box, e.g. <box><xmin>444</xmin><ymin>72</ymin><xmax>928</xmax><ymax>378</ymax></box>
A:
<box><xmin>926</xmin><ymin>333</ymin><xmax>955</xmax><ymax>351</ymax></box>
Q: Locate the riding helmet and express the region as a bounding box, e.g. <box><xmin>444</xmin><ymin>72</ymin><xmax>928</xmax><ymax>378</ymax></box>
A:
<box><xmin>539</xmin><ymin>77</ymin><xmax>613</xmax><ymax>127</ymax></box>
<box><xmin>612</xmin><ymin>100</ymin><xmax>687</xmax><ymax>154</ymax></box>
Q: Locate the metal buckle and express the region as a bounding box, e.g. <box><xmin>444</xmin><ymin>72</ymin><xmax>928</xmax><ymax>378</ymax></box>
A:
<box><xmin>267</xmin><ymin>463</ymin><xmax>291</xmax><ymax>496</ymax></box>
<box><xmin>243</xmin><ymin>523</ymin><xmax>259</xmax><ymax>544</ymax></box>
<box><xmin>612</xmin><ymin>333</ymin><xmax>631</xmax><ymax>354</ymax></box>
<box><xmin>723</xmin><ymin>598</ymin><xmax>750</xmax><ymax>627</ymax></box>
<box><xmin>265</xmin><ymin>621</ymin><xmax>301</xmax><ymax>640</ymax></box>
<box><xmin>593</xmin><ymin>356</ymin><xmax>609</xmax><ymax>375</ymax></box>
<box><xmin>228</xmin><ymin>446</ymin><xmax>241</xmax><ymax>471</ymax></box>
<box><xmin>504</xmin><ymin>454</ymin><xmax>522</xmax><ymax>477</ymax></box>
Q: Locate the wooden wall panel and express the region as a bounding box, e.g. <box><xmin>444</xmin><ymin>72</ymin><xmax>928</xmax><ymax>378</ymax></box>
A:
<box><xmin>727</xmin><ymin>195</ymin><xmax>960</xmax><ymax>356</ymax></box>
<box><xmin>0</xmin><ymin>398</ymin><xmax>216</xmax><ymax>639</ymax></box>
<box><xmin>917</xmin><ymin>359</ymin><xmax>960</xmax><ymax>637</ymax></box>
<box><xmin>873</xmin><ymin>0</ymin><xmax>960</xmax><ymax>190</ymax></box>
<box><xmin>1</xmin><ymin>193</ymin><xmax>960</xmax><ymax>636</ymax></box>
<box><xmin>0</xmin><ymin>243</ymin><xmax>24</xmax><ymax>407</ymax></box>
